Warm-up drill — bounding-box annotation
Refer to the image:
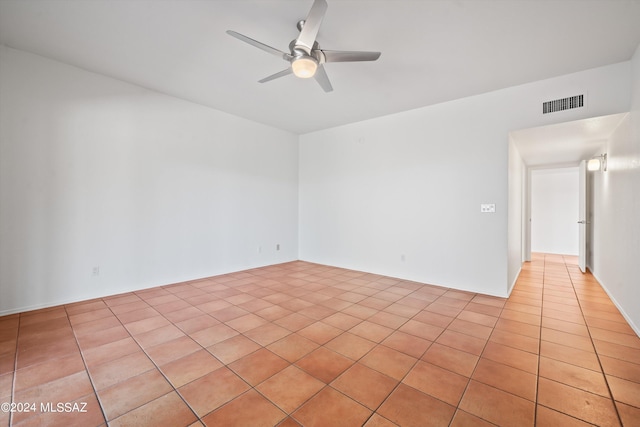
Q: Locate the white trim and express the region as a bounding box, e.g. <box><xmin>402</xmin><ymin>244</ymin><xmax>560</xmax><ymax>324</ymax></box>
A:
<box><xmin>508</xmin><ymin>264</ymin><xmax>523</xmax><ymax>296</ymax></box>
<box><xmin>590</xmin><ymin>271</ymin><xmax>640</xmax><ymax>337</ymax></box>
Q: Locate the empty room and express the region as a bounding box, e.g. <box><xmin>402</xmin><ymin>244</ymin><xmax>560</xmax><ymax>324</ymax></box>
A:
<box><xmin>1</xmin><ymin>0</ymin><xmax>640</xmax><ymax>426</ymax></box>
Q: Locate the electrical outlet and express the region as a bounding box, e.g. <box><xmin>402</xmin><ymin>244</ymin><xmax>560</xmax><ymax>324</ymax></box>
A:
<box><xmin>276</xmin><ymin>244</ymin><xmax>280</xmax><ymax>251</ymax></box>
<box><xmin>480</xmin><ymin>204</ymin><xmax>496</xmax><ymax>213</ymax></box>
<box><xmin>401</xmin><ymin>254</ymin><xmax>406</xmax><ymax>262</ymax></box>
<box><xmin>92</xmin><ymin>266</ymin><xmax>100</xmax><ymax>276</ymax></box>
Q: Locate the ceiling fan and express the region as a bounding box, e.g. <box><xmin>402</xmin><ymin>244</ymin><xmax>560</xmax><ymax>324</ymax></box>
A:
<box><xmin>226</xmin><ymin>0</ymin><xmax>381</xmax><ymax>92</ymax></box>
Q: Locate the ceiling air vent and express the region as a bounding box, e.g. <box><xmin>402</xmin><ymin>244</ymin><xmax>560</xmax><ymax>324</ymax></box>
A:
<box><xmin>542</xmin><ymin>94</ymin><xmax>584</xmax><ymax>114</ymax></box>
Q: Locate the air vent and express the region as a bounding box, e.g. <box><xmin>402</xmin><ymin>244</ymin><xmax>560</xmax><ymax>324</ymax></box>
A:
<box><xmin>542</xmin><ymin>94</ymin><xmax>584</xmax><ymax>114</ymax></box>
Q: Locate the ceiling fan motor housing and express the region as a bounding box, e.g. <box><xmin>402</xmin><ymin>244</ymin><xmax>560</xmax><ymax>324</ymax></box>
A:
<box><xmin>289</xmin><ymin>39</ymin><xmax>323</xmax><ymax>64</ymax></box>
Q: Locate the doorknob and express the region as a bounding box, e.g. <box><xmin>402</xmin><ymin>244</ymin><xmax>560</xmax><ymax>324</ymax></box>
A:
<box><xmin>577</xmin><ymin>220</ymin><xmax>587</xmax><ymax>224</ymax></box>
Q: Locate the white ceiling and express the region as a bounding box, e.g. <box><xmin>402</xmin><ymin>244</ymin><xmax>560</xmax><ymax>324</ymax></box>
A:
<box><xmin>511</xmin><ymin>113</ymin><xmax>628</xmax><ymax>167</ymax></box>
<box><xmin>1</xmin><ymin>0</ymin><xmax>640</xmax><ymax>136</ymax></box>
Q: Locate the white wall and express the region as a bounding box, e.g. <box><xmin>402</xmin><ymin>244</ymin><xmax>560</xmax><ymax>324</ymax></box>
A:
<box><xmin>0</xmin><ymin>46</ymin><xmax>299</xmax><ymax>315</ymax></box>
<box><xmin>300</xmin><ymin>61</ymin><xmax>632</xmax><ymax>297</ymax></box>
<box><xmin>1</xmin><ymin>45</ymin><xmax>637</xmax><ymax>316</ymax></box>
<box><xmin>590</xmin><ymin>44</ymin><xmax>640</xmax><ymax>334</ymax></box>
<box><xmin>530</xmin><ymin>167</ymin><xmax>579</xmax><ymax>255</ymax></box>
<box><xmin>507</xmin><ymin>137</ymin><xmax>525</xmax><ymax>292</ymax></box>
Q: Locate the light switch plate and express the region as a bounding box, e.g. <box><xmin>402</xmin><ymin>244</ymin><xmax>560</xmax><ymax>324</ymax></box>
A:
<box><xmin>481</xmin><ymin>204</ymin><xmax>496</xmax><ymax>213</ymax></box>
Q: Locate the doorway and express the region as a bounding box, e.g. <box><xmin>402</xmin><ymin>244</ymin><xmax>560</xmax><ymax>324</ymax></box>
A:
<box><xmin>529</xmin><ymin>167</ymin><xmax>580</xmax><ymax>256</ymax></box>
<box><xmin>508</xmin><ymin>113</ymin><xmax>627</xmax><ymax>280</ymax></box>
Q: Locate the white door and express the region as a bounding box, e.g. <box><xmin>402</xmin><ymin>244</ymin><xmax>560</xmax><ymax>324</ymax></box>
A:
<box><xmin>578</xmin><ymin>160</ymin><xmax>587</xmax><ymax>273</ymax></box>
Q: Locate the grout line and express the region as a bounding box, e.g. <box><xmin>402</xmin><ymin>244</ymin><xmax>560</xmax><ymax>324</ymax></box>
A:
<box><xmin>532</xmin><ymin>254</ymin><xmax>547</xmax><ymax>427</ymax></box>
<box><xmin>8</xmin><ymin>258</ymin><xmax>636</xmax><ymax>426</ymax></box>
<box><xmin>153</xmin><ymin>274</ymin><xmax>261</xmax><ymax>425</ymax></box>
<box><xmin>85</xmin><ymin>296</ymin><xmax>201</xmax><ymax>425</ymax></box>
<box><xmin>451</xmin><ymin>285</ymin><xmax>519</xmax><ymax>426</ymax></box>
<box><xmin>356</xmin><ymin>291</ymin><xmax>458</xmax><ymax>426</ymax></box>
<box><xmin>563</xmin><ymin>257</ymin><xmax>624</xmax><ymax>427</ymax></box>
<box><xmin>446</xmin><ymin>297</ymin><xmax>489</xmax><ymax>427</ymax></box>
<box><xmin>71</xmin><ymin>300</ymin><xmax>144</xmax><ymax>425</ymax></box>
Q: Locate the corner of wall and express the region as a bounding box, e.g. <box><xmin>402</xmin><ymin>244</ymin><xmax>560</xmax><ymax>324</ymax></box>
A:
<box><xmin>588</xmin><ymin>41</ymin><xmax>640</xmax><ymax>337</ymax></box>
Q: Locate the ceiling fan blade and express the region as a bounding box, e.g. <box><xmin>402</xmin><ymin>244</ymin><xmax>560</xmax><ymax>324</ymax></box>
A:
<box><xmin>321</xmin><ymin>50</ymin><xmax>381</xmax><ymax>63</ymax></box>
<box><xmin>314</xmin><ymin>65</ymin><xmax>333</xmax><ymax>92</ymax></box>
<box><xmin>258</xmin><ymin>68</ymin><xmax>293</xmax><ymax>83</ymax></box>
<box><xmin>227</xmin><ymin>30</ymin><xmax>292</xmax><ymax>60</ymax></box>
<box><xmin>296</xmin><ymin>0</ymin><xmax>328</xmax><ymax>52</ymax></box>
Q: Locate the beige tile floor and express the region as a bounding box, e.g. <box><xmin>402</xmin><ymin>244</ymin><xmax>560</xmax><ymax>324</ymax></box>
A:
<box><xmin>1</xmin><ymin>253</ymin><xmax>639</xmax><ymax>426</ymax></box>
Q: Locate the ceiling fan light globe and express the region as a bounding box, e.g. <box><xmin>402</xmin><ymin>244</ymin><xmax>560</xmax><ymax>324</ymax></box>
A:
<box><xmin>292</xmin><ymin>56</ymin><xmax>318</xmax><ymax>78</ymax></box>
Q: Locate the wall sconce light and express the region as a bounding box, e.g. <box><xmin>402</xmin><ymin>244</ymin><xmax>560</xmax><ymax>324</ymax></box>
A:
<box><xmin>587</xmin><ymin>153</ymin><xmax>607</xmax><ymax>172</ymax></box>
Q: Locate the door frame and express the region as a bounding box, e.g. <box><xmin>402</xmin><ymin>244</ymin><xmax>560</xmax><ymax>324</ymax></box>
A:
<box><xmin>578</xmin><ymin>160</ymin><xmax>587</xmax><ymax>273</ymax></box>
<box><xmin>522</xmin><ymin>163</ymin><xmax>585</xmax><ymax>264</ymax></box>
